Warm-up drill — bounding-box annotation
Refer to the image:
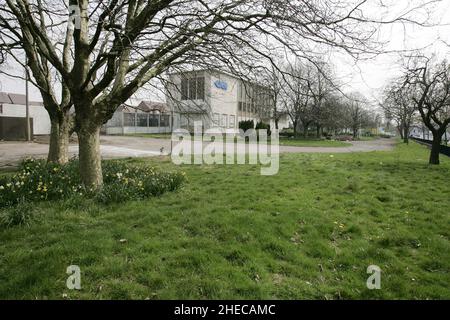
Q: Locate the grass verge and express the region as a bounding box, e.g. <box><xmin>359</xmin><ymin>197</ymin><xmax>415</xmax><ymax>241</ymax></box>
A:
<box><xmin>0</xmin><ymin>141</ymin><xmax>448</xmax><ymax>299</ymax></box>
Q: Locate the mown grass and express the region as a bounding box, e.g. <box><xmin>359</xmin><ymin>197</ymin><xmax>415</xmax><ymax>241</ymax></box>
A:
<box><xmin>126</xmin><ymin>133</ymin><xmax>351</xmax><ymax>147</ymax></box>
<box><xmin>0</xmin><ymin>141</ymin><xmax>449</xmax><ymax>299</ymax></box>
<box><xmin>126</xmin><ymin>133</ymin><xmax>172</xmax><ymax>139</ymax></box>
<box><xmin>278</xmin><ymin>138</ymin><xmax>351</xmax><ymax>147</ymax></box>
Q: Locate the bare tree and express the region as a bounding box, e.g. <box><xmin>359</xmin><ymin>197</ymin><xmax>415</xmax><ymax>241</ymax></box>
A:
<box><xmin>281</xmin><ymin>61</ymin><xmax>314</xmax><ymax>137</ymax></box>
<box><xmin>403</xmin><ymin>56</ymin><xmax>450</xmax><ymax>164</ymax></box>
<box><xmin>0</xmin><ymin>2</ymin><xmax>75</xmax><ymax>163</ymax></box>
<box><xmin>307</xmin><ymin>61</ymin><xmax>335</xmax><ymax>138</ymax></box>
<box><xmin>321</xmin><ymin>95</ymin><xmax>350</xmax><ymax>136</ymax></box>
<box><xmin>345</xmin><ymin>93</ymin><xmax>370</xmax><ymax>139</ymax></box>
<box><xmin>381</xmin><ymin>80</ymin><xmax>417</xmax><ymax>144</ymax></box>
<box><xmin>261</xmin><ymin>63</ymin><xmax>284</xmax><ymax>130</ymax></box>
<box><xmin>0</xmin><ymin>0</ymin><xmax>434</xmax><ymax>187</ymax></box>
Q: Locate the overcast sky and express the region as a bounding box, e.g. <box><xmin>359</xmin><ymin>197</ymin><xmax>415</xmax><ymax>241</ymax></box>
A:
<box><xmin>1</xmin><ymin>0</ymin><xmax>449</xmax><ymax>106</ymax></box>
<box><xmin>336</xmin><ymin>0</ymin><xmax>450</xmax><ymax>104</ymax></box>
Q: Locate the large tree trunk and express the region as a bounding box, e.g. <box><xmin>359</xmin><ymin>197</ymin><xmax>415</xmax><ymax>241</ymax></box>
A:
<box><xmin>429</xmin><ymin>133</ymin><xmax>442</xmax><ymax>165</ymax></box>
<box><xmin>47</xmin><ymin>114</ymin><xmax>72</xmax><ymax>164</ymax></box>
<box><xmin>353</xmin><ymin>127</ymin><xmax>358</xmax><ymax>139</ymax></box>
<box><xmin>403</xmin><ymin>126</ymin><xmax>409</xmax><ymax>144</ymax></box>
<box><xmin>316</xmin><ymin>124</ymin><xmax>321</xmax><ymax>138</ymax></box>
<box><xmin>77</xmin><ymin>124</ymin><xmax>103</xmax><ymax>188</ymax></box>
<box><xmin>398</xmin><ymin>126</ymin><xmax>404</xmax><ymax>140</ymax></box>
<box><xmin>303</xmin><ymin>125</ymin><xmax>309</xmax><ymax>138</ymax></box>
<box><xmin>292</xmin><ymin>120</ymin><xmax>298</xmax><ymax>137</ymax></box>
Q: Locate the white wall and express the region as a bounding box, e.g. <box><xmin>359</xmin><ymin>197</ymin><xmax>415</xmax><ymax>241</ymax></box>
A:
<box><xmin>1</xmin><ymin>103</ymin><xmax>50</xmax><ymax>134</ymax></box>
<box><xmin>167</xmin><ymin>71</ymin><xmax>282</xmax><ymax>131</ymax></box>
<box><xmin>209</xmin><ymin>72</ymin><xmax>239</xmax><ymax>129</ymax></box>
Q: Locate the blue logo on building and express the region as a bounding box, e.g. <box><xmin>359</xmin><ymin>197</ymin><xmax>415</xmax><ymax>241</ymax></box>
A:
<box><xmin>214</xmin><ymin>80</ymin><xmax>228</xmax><ymax>91</ymax></box>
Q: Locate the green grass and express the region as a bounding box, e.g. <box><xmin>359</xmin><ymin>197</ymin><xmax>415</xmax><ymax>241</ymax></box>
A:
<box><xmin>125</xmin><ymin>133</ymin><xmax>172</xmax><ymax>139</ymax></box>
<box><xmin>126</xmin><ymin>133</ymin><xmax>352</xmax><ymax>147</ymax></box>
<box><xmin>356</xmin><ymin>136</ymin><xmax>377</xmax><ymax>141</ymax></box>
<box><xmin>279</xmin><ymin>137</ymin><xmax>351</xmax><ymax>147</ymax></box>
<box><xmin>0</xmin><ymin>142</ymin><xmax>449</xmax><ymax>299</ymax></box>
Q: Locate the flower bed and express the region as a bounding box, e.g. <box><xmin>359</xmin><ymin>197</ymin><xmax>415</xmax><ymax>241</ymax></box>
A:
<box><xmin>0</xmin><ymin>158</ymin><xmax>186</xmax><ymax>208</ymax></box>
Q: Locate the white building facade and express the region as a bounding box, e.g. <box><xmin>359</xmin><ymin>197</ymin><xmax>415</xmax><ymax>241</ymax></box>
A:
<box><xmin>166</xmin><ymin>69</ymin><xmax>289</xmax><ymax>131</ymax></box>
<box><xmin>0</xmin><ymin>92</ymin><xmax>50</xmax><ymax>135</ymax></box>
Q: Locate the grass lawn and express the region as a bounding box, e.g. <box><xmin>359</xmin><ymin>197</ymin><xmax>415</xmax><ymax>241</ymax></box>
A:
<box><xmin>0</xmin><ymin>142</ymin><xmax>449</xmax><ymax>299</ymax></box>
<box><xmin>279</xmin><ymin>138</ymin><xmax>351</xmax><ymax>147</ymax></box>
<box><xmin>126</xmin><ymin>133</ymin><xmax>352</xmax><ymax>147</ymax></box>
<box><xmin>356</xmin><ymin>136</ymin><xmax>377</xmax><ymax>141</ymax></box>
<box><xmin>125</xmin><ymin>133</ymin><xmax>172</xmax><ymax>139</ymax></box>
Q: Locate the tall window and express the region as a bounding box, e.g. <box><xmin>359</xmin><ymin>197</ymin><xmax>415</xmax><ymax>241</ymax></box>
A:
<box><xmin>124</xmin><ymin>113</ymin><xmax>135</xmax><ymax>126</ymax></box>
<box><xmin>229</xmin><ymin>115</ymin><xmax>235</xmax><ymax>128</ymax></box>
<box><xmin>181</xmin><ymin>76</ymin><xmax>205</xmax><ymax>101</ymax></box>
<box><xmin>160</xmin><ymin>115</ymin><xmax>170</xmax><ymax>127</ymax></box>
<box><xmin>221</xmin><ymin>114</ymin><xmax>227</xmax><ymax>127</ymax></box>
<box><xmin>213</xmin><ymin>113</ymin><xmax>220</xmax><ymax>126</ymax></box>
<box><xmin>181</xmin><ymin>77</ymin><xmax>188</xmax><ymax>100</ymax></box>
<box><xmin>149</xmin><ymin>114</ymin><xmax>159</xmax><ymax>127</ymax></box>
<box><xmin>137</xmin><ymin>113</ymin><xmax>148</xmax><ymax>127</ymax></box>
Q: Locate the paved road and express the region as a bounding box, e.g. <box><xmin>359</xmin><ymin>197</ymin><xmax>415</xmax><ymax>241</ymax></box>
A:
<box><xmin>0</xmin><ymin>135</ymin><xmax>395</xmax><ymax>168</ymax></box>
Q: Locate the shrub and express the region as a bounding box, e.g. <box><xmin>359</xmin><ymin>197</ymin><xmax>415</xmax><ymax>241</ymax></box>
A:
<box><xmin>238</xmin><ymin>120</ymin><xmax>254</xmax><ymax>132</ymax></box>
<box><xmin>0</xmin><ymin>158</ymin><xmax>186</xmax><ymax>208</ymax></box>
<box><xmin>335</xmin><ymin>135</ymin><xmax>354</xmax><ymax>141</ymax></box>
<box><xmin>97</xmin><ymin>161</ymin><xmax>186</xmax><ymax>204</ymax></box>
<box><xmin>279</xmin><ymin>128</ymin><xmax>294</xmax><ymax>138</ymax></box>
<box><xmin>255</xmin><ymin>121</ymin><xmax>271</xmax><ymax>136</ymax></box>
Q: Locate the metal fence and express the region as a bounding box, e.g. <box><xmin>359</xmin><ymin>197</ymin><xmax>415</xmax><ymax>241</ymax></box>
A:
<box><xmin>410</xmin><ymin>137</ymin><xmax>450</xmax><ymax>157</ymax></box>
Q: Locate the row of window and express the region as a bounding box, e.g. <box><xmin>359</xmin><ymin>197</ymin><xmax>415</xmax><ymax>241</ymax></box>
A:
<box><xmin>238</xmin><ymin>101</ymin><xmax>260</xmax><ymax>113</ymax></box>
<box><xmin>238</xmin><ymin>102</ymin><xmax>271</xmax><ymax>118</ymax></box>
<box><xmin>113</xmin><ymin>113</ymin><xmax>171</xmax><ymax>127</ymax></box>
<box><xmin>181</xmin><ymin>76</ymin><xmax>205</xmax><ymax>101</ymax></box>
<box><xmin>238</xmin><ymin>82</ymin><xmax>273</xmax><ymax>107</ymax></box>
<box><xmin>213</xmin><ymin>113</ymin><xmax>236</xmax><ymax>128</ymax></box>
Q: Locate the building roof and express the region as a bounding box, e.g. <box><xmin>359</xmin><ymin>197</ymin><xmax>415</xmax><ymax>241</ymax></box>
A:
<box><xmin>116</xmin><ymin>101</ymin><xmax>169</xmax><ymax>113</ymax></box>
<box><xmin>137</xmin><ymin>101</ymin><xmax>168</xmax><ymax>113</ymax></box>
<box><xmin>0</xmin><ymin>92</ymin><xmax>12</xmax><ymax>104</ymax></box>
<box><xmin>0</xmin><ymin>92</ymin><xmax>44</xmax><ymax>106</ymax></box>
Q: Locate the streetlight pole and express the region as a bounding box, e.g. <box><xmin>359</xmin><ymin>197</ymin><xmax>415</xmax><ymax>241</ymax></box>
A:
<box><xmin>25</xmin><ymin>56</ymin><xmax>31</xmax><ymax>141</ymax></box>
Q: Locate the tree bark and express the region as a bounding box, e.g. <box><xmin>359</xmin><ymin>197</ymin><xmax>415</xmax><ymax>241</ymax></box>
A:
<box><xmin>47</xmin><ymin>114</ymin><xmax>72</xmax><ymax>164</ymax></box>
<box><xmin>292</xmin><ymin>120</ymin><xmax>298</xmax><ymax>137</ymax></box>
<box><xmin>303</xmin><ymin>125</ymin><xmax>308</xmax><ymax>138</ymax></box>
<box><xmin>398</xmin><ymin>125</ymin><xmax>404</xmax><ymax>140</ymax></box>
<box><xmin>403</xmin><ymin>126</ymin><xmax>409</xmax><ymax>144</ymax></box>
<box><xmin>429</xmin><ymin>133</ymin><xmax>442</xmax><ymax>165</ymax></box>
<box><xmin>77</xmin><ymin>124</ymin><xmax>103</xmax><ymax>189</ymax></box>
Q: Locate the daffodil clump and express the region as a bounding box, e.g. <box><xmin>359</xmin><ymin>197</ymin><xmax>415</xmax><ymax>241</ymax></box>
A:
<box><xmin>97</xmin><ymin>161</ymin><xmax>186</xmax><ymax>203</ymax></box>
<box><xmin>0</xmin><ymin>158</ymin><xmax>185</xmax><ymax>208</ymax></box>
